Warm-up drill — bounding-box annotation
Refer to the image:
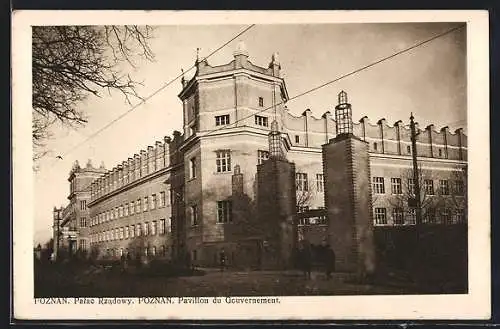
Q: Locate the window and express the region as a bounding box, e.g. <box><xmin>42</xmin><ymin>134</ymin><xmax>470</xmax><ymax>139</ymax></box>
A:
<box><xmin>217</xmin><ymin>201</ymin><xmax>233</xmax><ymax>223</ymax></box>
<box><xmin>151</xmin><ymin>246</ymin><xmax>156</xmax><ymax>257</ymax></box>
<box><xmin>151</xmin><ymin>221</ymin><xmax>157</xmax><ymax>235</ymax></box>
<box><xmin>110</xmin><ymin>209</ymin><xmax>114</xmax><ymax>220</ymax></box>
<box><xmin>119</xmin><ymin>227</ymin><xmax>124</xmax><ymax>240</ymax></box>
<box><xmin>373</xmin><ymin>142</ymin><xmax>378</xmax><ymax>151</ymax></box>
<box><xmin>160</xmin><ymin>245</ymin><xmax>166</xmax><ymax>257</ymax></box>
<box><xmin>190</xmin><ymin>157</ymin><xmax>197</xmax><ymax>179</ymax></box>
<box><xmin>454</xmin><ymin>180</ymin><xmax>465</xmax><ymax>196</ymax></box>
<box><xmin>115</xmin><ymin>207</ymin><xmax>119</xmax><ymax>219</ymax></box>
<box><xmin>80</xmin><ymin>217</ymin><xmax>87</xmax><ymax>228</ymax></box>
<box><xmin>439</xmin><ymin>180</ymin><xmax>450</xmax><ymax>195</ymax></box>
<box><xmin>424</xmin><ymin>179</ymin><xmax>434</xmax><ymax>195</ymax></box>
<box><xmin>392</xmin><ymin>208</ymin><xmax>404</xmax><ymax>225</ymax></box>
<box><xmin>136</xmin><ymin>224</ymin><xmax>141</xmax><ymax>237</ymax></box>
<box><xmin>373</xmin><ymin>177</ymin><xmax>385</xmax><ymax>194</ymax></box>
<box><xmin>374</xmin><ymin>208</ymin><xmax>387</xmax><ymax>225</ymax></box>
<box><xmin>440</xmin><ymin>208</ymin><xmax>451</xmax><ymax>224</ymax></box>
<box><xmin>130</xmin><ymin>202</ymin><xmax>134</xmax><ymax>215</ymax></box>
<box><xmin>124</xmin><ymin>204</ymin><xmax>129</xmax><ymax>216</ymax></box>
<box><xmin>125</xmin><ymin>226</ymin><xmax>129</xmax><ymax>239</ymax></box>
<box><xmin>80</xmin><ymin>239</ymin><xmax>87</xmax><ymax>251</ymax></box>
<box><xmin>254</xmin><ymin>115</ymin><xmax>268</xmax><ymax>127</ymax></box>
<box><xmin>151</xmin><ymin>194</ymin><xmax>156</xmax><ymax>210</ymax></box>
<box><xmin>454</xmin><ymin>209</ymin><xmax>465</xmax><ymax>223</ymax></box>
<box><xmin>407</xmin><ymin>178</ymin><xmax>415</xmax><ymax>196</ymax></box>
<box><xmin>438</xmin><ymin>149</ymin><xmax>442</xmax><ymax>157</ymax></box>
<box><xmin>144</xmin><ymin>197</ymin><xmax>149</xmax><ymax>211</ymax></box>
<box><xmin>160</xmin><ymin>191</ymin><xmax>166</xmax><ymax>207</ymax></box>
<box><xmin>407</xmin><ymin>145</ymin><xmax>411</xmax><ymax>154</ymax></box>
<box><xmin>295</xmin><ymin>135</ymin><xmax>300</xmax><ymax>143</ymax></box>
<box><xmin>257</xmin><ymin>150</ymin><xmax>269</xmax><ymax>165</ymax></box>
<box><xmin>258</xmin><ymin>97</ymin><xmax>264</xmax><ymax>107</ymax></box>
<box><xmin>130</xmin><ymin>225</ymin><xmax>135</xmax><ymax>238</ymax></box>
<box><xmin>391</xmin><ymin>178</ymin><xmax>402</xmax><ymax>195</ymax></box>
<box><xmin>316</xmin><ymin>174</ymin><xmax>324</xmax><ymax>192</ymax></box>
<box><xmin>80</xmin><ymin>200</ymin><xmax>87</xmax><ymax>210</ymax></box>
<box><xmin>215</xmin><ymin>114</ymin><xmax>230</xmax><ymax>126</ymax></box>
<box><xmin>424</xmin><ymin>208</ymin><xmax>436</xmax><ymax>224</ymax></box>
<box><xmin>191</xmin><ymin>205</ymin><xmax>198</xmax><ymax>226</ymax></box>
<box><xmin>407</xmin><ymin>208</ymin><xmax>416</xmax><ymax>225</ymax></box>
<box><xmin>159</xmin><ymin>219</ymin><xmax>166</xmax><ymax>235</ymax></box>
<box><xmin>167</xmin><ymin>218</ymin><xmax>172</xmax><ymax>233</ymax></box>
<box><xmin>296</xmin><ymin>173</ymin><xmax>308</xmax><ymax>191</ymax></box>
<box><xmin>118</xmin><ymin>206</ymin><xmax>123</xmax><ymax>218</ymax></box>
<box><xmin>216</xmin><ymin>150</ymin><xmax>231</xmax><ymax>173</ymax></box>
<box><xmin>143</xmin><ymin>222</ymin><xmax>149</xmax><ymax>236</ymax></box>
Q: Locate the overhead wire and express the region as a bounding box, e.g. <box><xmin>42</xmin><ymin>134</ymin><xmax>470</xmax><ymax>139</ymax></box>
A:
<box><xmin>58</xmin><ymin>23</ymin><xmax>467</xmax><ymax>207</ymax></box>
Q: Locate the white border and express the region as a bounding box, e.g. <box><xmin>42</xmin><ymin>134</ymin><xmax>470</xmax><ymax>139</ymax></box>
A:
<box><xmin>12</xmin><ymin>10</ymin><xmax>490</xmax><ymax>320</ymax></box>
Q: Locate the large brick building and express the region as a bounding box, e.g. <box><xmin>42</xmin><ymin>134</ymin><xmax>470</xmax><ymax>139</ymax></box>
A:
<box><xmin>54</xmin><ymin>42</ymin><xmax>467</xmax><ymax>269</ymax></box>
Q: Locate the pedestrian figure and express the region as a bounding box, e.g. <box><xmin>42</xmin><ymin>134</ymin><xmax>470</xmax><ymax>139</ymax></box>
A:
<box><xmin>325</xmin><ymin>245</ymin><xmax>336</xmax><ymax>280</ymax></box>
<box><xmin>219</xmin><ymin>249</ymin><xmax>226</xmax><ymax>272</ymax></box>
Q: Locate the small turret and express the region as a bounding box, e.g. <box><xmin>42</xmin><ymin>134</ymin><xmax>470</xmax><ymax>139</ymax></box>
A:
<box><xmin>335</xmin><ymin>90</ymin><xmax>353</xmax><ymax>135</ymax></box>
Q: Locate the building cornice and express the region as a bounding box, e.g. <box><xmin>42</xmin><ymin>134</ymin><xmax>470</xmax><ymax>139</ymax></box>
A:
<box><xmin>369</xmin><ymin>152</ymin><xmax>468</xmax><ymax>165</ymax></box>
<box><xmin>88</xmin><ymin>163</ymin><xmax>183</xmax><ymax>207</ymax></box>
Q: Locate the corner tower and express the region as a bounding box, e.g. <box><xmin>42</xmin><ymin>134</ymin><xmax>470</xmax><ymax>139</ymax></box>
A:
<box><xmin>178</xmin><ymin>42</ymin><xmax>291</xmax><ymax>267</ymax></box>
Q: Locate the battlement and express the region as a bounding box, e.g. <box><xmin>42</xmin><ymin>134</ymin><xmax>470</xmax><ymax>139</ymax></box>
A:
<box><xmin>68</xmin><ymin>159</ymin><xmax>107</xmax><ymax>180</ymax></box>
<box><xmin>357</xmin><ymin>116</ymin><xmax>467</xmax><ymax>160</ymax></box>
<box><xmin>279</xmin><ymin>104</ymin><xmax>467</xmax><ymax>161</ymax></box>
<box><xmin>89</xmin><ymin>131</ymin><xmax>184</xmax><ymax>202</ymax></box>
<box><xmin>180</xmin><ymin>41</ymin><xmax>282</xmax><ymax>98</ymax></box>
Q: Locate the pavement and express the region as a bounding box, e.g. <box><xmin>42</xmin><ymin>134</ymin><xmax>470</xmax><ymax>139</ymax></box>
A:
<box><xmin>34</xmin><ymin>263</ymin><xmax>449</xmax><ymax>297</ymax></box>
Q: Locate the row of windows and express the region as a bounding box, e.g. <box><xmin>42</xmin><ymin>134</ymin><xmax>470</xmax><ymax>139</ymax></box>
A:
<box><xmin>90</xmin><ymin>219</ymin><xmax>170</xmax><ymax>244</ymax></box>
<box><xmin>90</xmin><ymin>192</ymin><xmax>168</xmax><ymax>227</ymax></box>
<box><xmin>104</xmin><ymin>245</ymin><xmax>169</xmax><ymax>258</ymax></box>
<box><xmin>188</xmin><ymin>201</ymin><xmax>233</xmax><ymax>226</ymax></box>
<box><xmin>296</xmin><ymin>173</ymin><xmax>324</xmax><ymax>192</ymax></box>
<box><xmin>372</xmin><ymin>177</ymin><xmax>464</xmax><ymax>196</ymax></box>
<box><xmin>190</xmin><ymin>150</ymin><xmax>270</xmax><ymax>179</ymax></box>
<box><xmin>373</xmin><ymin>207</ymin><xmax>466</xmax><ymax>225</ymax></box>
<box><xmin>214</xmin><ymin>114</ymin><xmax>270</xmax><ymax>128</ymax></box>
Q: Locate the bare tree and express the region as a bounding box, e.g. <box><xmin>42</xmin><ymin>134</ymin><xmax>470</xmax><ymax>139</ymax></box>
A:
<box><xmin>385</xmin><ymin>166</ymin><xmax>467</xmax><ymax>226</ymax></box>
<box><xmin>32</xmin><ymin>25</ymin><xmax>155</xmax><ymax>161</ymax></box>
<box><xmin>385</xmin><ymin>168</ymin><xmax>439</xmax><ymax>225</ymax></box>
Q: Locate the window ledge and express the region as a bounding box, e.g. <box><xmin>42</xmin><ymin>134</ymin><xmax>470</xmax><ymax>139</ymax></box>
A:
<box><xmin>213</xmin><ymin>171</ymin><xmax>233</xmax><ymax>175</ymax></box>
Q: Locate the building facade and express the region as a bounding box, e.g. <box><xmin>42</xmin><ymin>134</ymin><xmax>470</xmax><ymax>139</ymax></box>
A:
<box><xmin>54</xmin><ymin>42</ymin><xmax>467</xmax><ymax>267</ymax></box>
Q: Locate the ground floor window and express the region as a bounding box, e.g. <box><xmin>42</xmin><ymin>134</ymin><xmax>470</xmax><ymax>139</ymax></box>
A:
<box><xmin>374</xmin><ymin>208</ymin><xmax>387</xmax><ymax>225</ymax></box>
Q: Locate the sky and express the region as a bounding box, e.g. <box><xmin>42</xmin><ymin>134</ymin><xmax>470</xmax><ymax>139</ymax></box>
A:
<box><xmin>33</xmin><ymin>23</ymin><xmax>467</xmax><ymax>244</ymax></box>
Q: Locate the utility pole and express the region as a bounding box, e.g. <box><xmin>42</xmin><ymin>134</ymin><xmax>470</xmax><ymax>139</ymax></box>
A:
<box><xmin>410</xmin><ymin>113</ymin><xmax>423</xmax><ymax>227</ymax></box>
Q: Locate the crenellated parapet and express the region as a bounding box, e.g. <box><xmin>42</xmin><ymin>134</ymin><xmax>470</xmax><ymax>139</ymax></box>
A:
<box><xmin>356</xmin><ymin>116</ymin><xmax>467</xmax><ymax>160</ymax></box>
<box><xmin>90</xmin><ymin>131</ymin><xmax>184</xmax><ymax>202</ymax></box>
<box><xmin>68</xmin><ymin>159</ymin><xmax>106</xmax><ymax>181</ymax></box>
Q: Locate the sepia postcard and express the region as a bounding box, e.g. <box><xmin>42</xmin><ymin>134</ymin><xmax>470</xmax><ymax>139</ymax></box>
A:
<box><xmin>12</xmin><ymin>10</ymin><xmax>490</xmax><ymax>320</ymax></box>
